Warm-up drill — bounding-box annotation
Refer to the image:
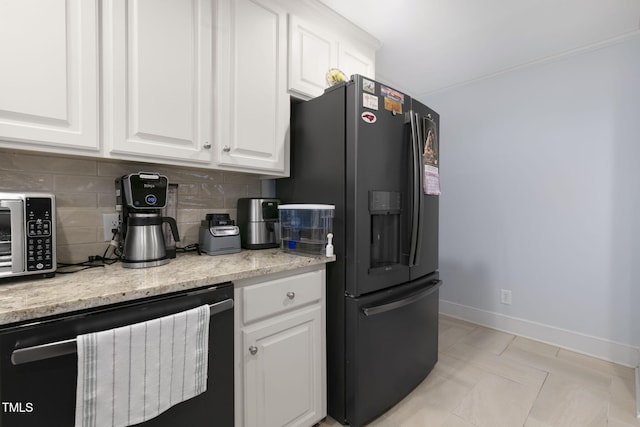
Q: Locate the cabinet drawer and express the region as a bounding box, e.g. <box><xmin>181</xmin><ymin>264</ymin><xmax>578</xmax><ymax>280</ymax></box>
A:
<box><xmin>242</xmin><ymin>270</ymin><xmax>322</xmax><ymax>324</ymax></box>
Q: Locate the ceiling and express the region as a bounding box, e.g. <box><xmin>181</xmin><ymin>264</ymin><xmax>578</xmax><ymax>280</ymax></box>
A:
<box><xmin>319</xmin><ymin>0</ymin><xmax>640</xmax><ymax>99</ymax></box>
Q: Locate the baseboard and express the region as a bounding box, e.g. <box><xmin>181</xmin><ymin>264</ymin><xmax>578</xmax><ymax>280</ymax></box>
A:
<box><xmin>635</xmin><ymin>366</ymin><xmax>640</xmax><ymax>418</ymax></box>
<box><xmin>440</xmin><ymin>299</ymin><xmax>639</xmax><ymax>368</ymax></box>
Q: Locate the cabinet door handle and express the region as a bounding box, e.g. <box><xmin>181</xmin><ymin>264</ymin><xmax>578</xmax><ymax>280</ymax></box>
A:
<box><xmin>203</xmin><ymin>142</ymin><xmax>211</xmax><ymax>149</ymax></box>
<box><xmin>286</xmin><ymin>291</ymin><xmax>295</xmax><ymax>300</ymax></box>
<box><xmin>249</xmin><ymin>345</ymin><xmax>258</xmax><ymax>355</ymax></box>
<box><xmin>223</xmin><ymin>145</ymin><xmax>231</xmax><ymax>152</ymax></box>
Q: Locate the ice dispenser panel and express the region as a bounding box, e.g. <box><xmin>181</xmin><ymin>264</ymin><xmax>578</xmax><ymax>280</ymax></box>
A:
<box><xmin>369</xmin><ymin>191</ymin><xmax>401</xmax><ymax>269</ymax></box>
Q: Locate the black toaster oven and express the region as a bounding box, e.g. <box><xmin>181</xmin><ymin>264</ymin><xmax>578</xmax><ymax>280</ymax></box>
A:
<box><xmin>0</xmin><ymin>192</ymin><xmax>56</xmax><ymax>280</ymax></box>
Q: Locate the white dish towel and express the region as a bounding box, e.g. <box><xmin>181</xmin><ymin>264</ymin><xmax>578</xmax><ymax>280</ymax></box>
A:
<box><xmin>75</xmin><ymin>304</ymin><xmax>210</xmax><ymax>427</ymax></box>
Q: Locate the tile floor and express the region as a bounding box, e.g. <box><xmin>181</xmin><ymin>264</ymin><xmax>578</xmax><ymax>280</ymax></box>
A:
<box><xmin>321</xmin><ymin>315</ymin><xmax>639</xmax><ymax>427</ymax></box>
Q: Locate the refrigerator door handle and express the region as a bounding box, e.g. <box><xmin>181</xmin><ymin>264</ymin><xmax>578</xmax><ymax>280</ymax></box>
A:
<box><xmin>409</xmin><ymin>111</ymin><xmax>424</xmax><ymax>266</ymax></box>
<box><xmin>362</xmin><ymin>280</ymin><xmax>442</xmax><ymax>317</ymax></box>
<box><xmin>415</xmin><ymin>113</ymin><xmax>425</xmax><ymax>264</ymax></box>
<box><xmin>409</xmin><ymin>111</ymin><xmax>419</xmax><ymax>266</ymax></box>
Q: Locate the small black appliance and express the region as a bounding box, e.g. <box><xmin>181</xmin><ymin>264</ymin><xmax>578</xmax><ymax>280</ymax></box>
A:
<box><xmin>198</xmin><ymin>213</ymin><xmax>241</xmax><ymax>255</ymax></box>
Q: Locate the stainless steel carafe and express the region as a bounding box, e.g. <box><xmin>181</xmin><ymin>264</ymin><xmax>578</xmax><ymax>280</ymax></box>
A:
<box><xmin>122</xmin><ymin>213</ymin><xmax>180</xmax><ymax>268</ymax></box>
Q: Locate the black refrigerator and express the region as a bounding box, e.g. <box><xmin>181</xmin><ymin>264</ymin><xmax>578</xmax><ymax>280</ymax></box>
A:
<box><xmin>277</xmin><ymin>75</ymin><xmax>442</xmax><ymax>427</ymax></box>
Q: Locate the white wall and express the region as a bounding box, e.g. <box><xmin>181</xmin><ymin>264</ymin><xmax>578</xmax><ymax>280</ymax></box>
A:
<box><xmin>425</xmin><ymin>36</ymin><xmax>640</xmax><ymax>366</ymax></box>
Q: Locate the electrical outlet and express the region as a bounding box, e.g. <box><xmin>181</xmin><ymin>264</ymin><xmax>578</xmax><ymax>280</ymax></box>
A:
<box><xmin>102</xmin><ymin>213</ymin><xmax>120</xmax><ymax>241</ymax></box>
<box><xmin>500</xmin><ymin>289</ymin><xmax>512</xmax><ymax>305</ymax></box>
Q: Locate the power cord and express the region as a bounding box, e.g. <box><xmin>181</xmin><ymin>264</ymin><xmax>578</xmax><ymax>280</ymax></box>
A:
<box><xmin>57</xmin><ymin>235</ymin><xmax>200</xmax><ymax>273</ymax></box>
<box><xmin>100</xmin><ymin>230</ymin><xmax>121</xmax><ymax>265</ymax></box>
<box><xmin>56</xmin><ymin>231</ymin><xmax>121</xmax><ymax>274</ymax></box>
<box><xmin>56</xmin><ymin>259</ymin><xmax>106</xmax><ymax>274</ymax></box>
<box><xmin>176</xmin><ymin>243</ymin><xmax>201</xmax><ymax>255</ymax></box>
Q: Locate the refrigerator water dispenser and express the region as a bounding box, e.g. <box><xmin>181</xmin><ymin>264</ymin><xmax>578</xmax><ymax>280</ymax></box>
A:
<box><xmin>369</xmin><ymin>191</ymin><xmax>401</xmax><ymax>269</ymax></box>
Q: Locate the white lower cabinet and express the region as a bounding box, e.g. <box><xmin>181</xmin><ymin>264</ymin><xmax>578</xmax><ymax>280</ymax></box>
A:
<box><xmin>235</xmin><ymin>267</ymin><xmax>326</xmax><ymax>427</ymax></box>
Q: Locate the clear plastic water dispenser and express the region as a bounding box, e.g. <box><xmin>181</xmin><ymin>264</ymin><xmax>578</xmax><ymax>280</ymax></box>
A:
<box><xmin>278</xmin><ymin>204</ymin><xmax>335</xmax><ymax>255</ymax></box>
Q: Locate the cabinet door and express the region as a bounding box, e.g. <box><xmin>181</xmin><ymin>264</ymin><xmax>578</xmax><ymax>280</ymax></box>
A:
<box><xmin>0</xmin><ymin>0</ymin><xmax>99</xmax><ymax>152</ymax></box>
<box><xmin>103</xmin><ymin>0</ymin><xmax>213</xmax><ymax>164</ymax></box>
<box><xmin>216</xmin><ymin>0</ymin><xmax>289</xmax><ymax>174</ymax></box>
<box><xmin>243</xmin><ymin>306</ymin><xmax>322</xmax><ymax>427</ymax></box>
<box><xmin>288</xmin><ymin>15</ymin><xmax>336</xmax><ymax>99</ymax></box>
<box><xmin>338</xmin><ymin>41</ymin><xmax>376</xmax><ymax>81</ymax></box>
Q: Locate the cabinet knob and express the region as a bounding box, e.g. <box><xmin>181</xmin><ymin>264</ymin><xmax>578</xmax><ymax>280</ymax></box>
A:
<box><xmin>286</xmin><ymin>291</ymin><xmax>295</xmax><ymax>300</ymax></box>
<box><xmin>249</xmin><ymin>345</ymin><xmax>258</xmax><ymax>355</ymax></box>
<box><xmin>203</xmin><ymin>142</ymin><xmax>211</xmax><ymax>149</ymax></box>
<box><xmin>223</xmin><ymin>145</ymin><xmax>231</xmax><ymax>152</ymax></box>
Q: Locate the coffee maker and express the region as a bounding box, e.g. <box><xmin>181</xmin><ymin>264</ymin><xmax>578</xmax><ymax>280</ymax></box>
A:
<box><xmin>115</xmin><ymin>172</ymin><xmax>180</xmax><ymax>268</ymax></box>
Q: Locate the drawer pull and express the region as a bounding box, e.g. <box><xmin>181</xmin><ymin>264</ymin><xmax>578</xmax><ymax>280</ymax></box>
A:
<box><xmin>286</xmin><ymin>291</ymin><xmax>295</xmax><ymax>300</ymax></box>
<box><xmin>362</xmin><ymin>280</ymin><xmax>442</xmax><ymax>317</ymax></box>
<box><xmin>249</xmin><ymin>346</ymin><xmax>258</xmax><ymax>355</ymax></box>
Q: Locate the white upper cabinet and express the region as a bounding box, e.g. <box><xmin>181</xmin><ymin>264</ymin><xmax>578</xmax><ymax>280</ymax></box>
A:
<box><xmin>215</xmin><ymin>0</ymin><xmax>289</xmax><ymax>175</ymax></box>
<box><xmin>288</xmin><ymin>16</ymin><xmax>336</xmax><ymax>98</ymax></box>
<box><xmin>0</xmin><ymin>0</ymin><xmax>99</xmax><ymax>153</ymax></box>
<box><xmin>287</xmin><ymin>6</ymin><xmax>378</xmax><ymax>100</ymax></box>
<box><xmin>0</xmin><ymin>0</ymin><xmax>375</xmax><ymax>175</ymax></box>
<box><xmin>338</xmin><ymin>41</ymin><xmax>375</xmax><ymax>81</ymax></box>
<box><xmin>102</xmin><ymin>0</ymin><xmax>213</xmax><ymax>165</ymax></box>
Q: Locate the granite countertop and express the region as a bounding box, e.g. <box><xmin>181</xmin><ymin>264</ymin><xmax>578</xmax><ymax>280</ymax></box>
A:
<box><xmin>0</xmin><ymin>249</ymin><xmax>335</xmax><ymax>327</ymax></box>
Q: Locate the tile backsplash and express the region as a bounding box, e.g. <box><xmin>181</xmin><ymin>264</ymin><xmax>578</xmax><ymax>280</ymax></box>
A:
<box><xmin>0</xmin><ymin>148</ymin><xmax>262</xmax><ymax>263</ymax></box>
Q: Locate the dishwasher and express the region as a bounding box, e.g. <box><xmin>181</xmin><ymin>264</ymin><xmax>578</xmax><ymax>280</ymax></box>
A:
<box><xmin>0</xmin><ymin>282</ymin><xmax>234</xmax><ymax>427</ymax></box>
